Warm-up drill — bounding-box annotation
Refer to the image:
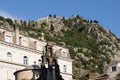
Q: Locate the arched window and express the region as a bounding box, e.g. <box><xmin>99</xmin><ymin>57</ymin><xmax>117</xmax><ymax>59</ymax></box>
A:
<box><xmin>63</xmin><ymin>65</ymin><xmax>67</xmax><ymax>73</ymax></box>
<box><xmin>49</xmin><ymin>48</ymin><xmax>52</xmax><ymax>56</ymax></box>
<box><xmin>7</xmin><ymin>52</ymin><xmax>12</xmax><ymax>61</ymax></box>
<box><xmin>38</xmin><ymin>59</ymin><xmax>42</xmax><ymax>65</ymax></box>
<box><xmin>19</xmin><ymin>37</ymin><xmax>22</xmax><ymax>45</ymax></box>
<box><xmin>23</xmin><ymin>56</ymin><xmax>28</xmax><ymax>65</ymax></box>
<box><xmin>61</xmin><ymin>51</ymin><xmax>67</xmax><ymax>57</ymax></box>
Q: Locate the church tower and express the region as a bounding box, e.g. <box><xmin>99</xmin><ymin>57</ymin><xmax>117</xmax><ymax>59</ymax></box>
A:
<box><xmin>40</xmin><ymin>42</ymin><xmax>64</xmax><ymax>80</ymax></box>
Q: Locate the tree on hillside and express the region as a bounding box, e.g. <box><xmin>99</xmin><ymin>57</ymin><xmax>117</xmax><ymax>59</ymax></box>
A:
<box><xmin>49</xmin><ymin>14</ymin><xmax>52</xmax><ymax>17</ymax></box>
<box><xmin>5</xmin><ymin>18</ymin><xmax>13</xmax><ymax>25</ymax></box>
<box><xmin>0</xmin><ymin>16</ymin><xmax>4</xmax><ymax>20</ymax></box>
<box><xmin>50</xmin><ymin>24</ymin><xmax>54</xmax><ymax>31</ymax></box>
<box><xmin>62</xmin><ymin>17</ymin><xmax>65</xmax><ymax>20</ymax></box>
<box><xmin>53</xmin><ymin>14</ymin><xmax>56</xmax><ymax>18</ymax></box>
<box><xmin>93</xmin><ymin>20</ymin><xmax>98</xmax><ymax>23</ymax></box>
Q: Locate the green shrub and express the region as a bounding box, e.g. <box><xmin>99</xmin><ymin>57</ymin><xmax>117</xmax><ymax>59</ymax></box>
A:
<box><xmin>0</xmin><ymin>16</ymin><xmax>4</xmax><ymax>20</ymax></box>
<box><xmin>5</xmin><ymin>18</ymin><xmax>13</xmax><ymax>25</ymax></box>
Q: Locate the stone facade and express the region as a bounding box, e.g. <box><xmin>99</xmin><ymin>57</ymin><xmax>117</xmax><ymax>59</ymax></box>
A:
<box><xmin>89</xmin><ymin>60</ymin><xmax>120</xmax><ymax>80</ymax></box>
<box><xmin>14</xmin><ymin>43</ymin><xmax>65</xmax><ymax>80</ymax></box>
<box><xmin>0</xmin><ymin>27</ymin><xmax>72</xmax><ymax>80</ymax></box>
<box><xmin>107</xmin><ymin>60</ymin><xmax>120</xmax><ymax>80</ymax></box>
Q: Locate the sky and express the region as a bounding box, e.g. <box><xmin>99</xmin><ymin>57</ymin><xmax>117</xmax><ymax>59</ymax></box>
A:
<box><xmin>0</xmin><ymin>0</ymin><xmax>120</xmax><ymax>38</ymax></box>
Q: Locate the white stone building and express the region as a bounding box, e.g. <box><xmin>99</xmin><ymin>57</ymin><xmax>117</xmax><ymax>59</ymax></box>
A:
<box><xmin>0</xmin><ymin>27</ymin><xmax>72</xmax><ymax>80</ymax></box>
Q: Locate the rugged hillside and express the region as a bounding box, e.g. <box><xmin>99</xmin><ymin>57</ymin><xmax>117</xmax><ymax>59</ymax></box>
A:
<box><xmin>0</xmin><ymin>15</ymin><xmax>120</xmax><ymax>80</ymax></box>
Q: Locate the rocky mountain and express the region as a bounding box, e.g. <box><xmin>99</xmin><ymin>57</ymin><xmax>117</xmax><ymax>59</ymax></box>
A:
<box><xmin>0</xmin><ymin>15</ymin><xmax>120</xmax><ymax>80</ymax></box>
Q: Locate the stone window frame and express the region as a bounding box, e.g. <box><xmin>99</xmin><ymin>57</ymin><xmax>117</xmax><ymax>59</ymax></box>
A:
<box><xmin>111</xmin><ymin>66</ymin><xmax>117</xmax><ymax>72</ymax></box>
<box><xmin>61</xmin><ymin>51</ymin><xmax>67</xmax><ymax>58</ymax></box>
<box><xmin>63</xmin><ymin>65</ymin><xmax>67</xmax><ymax>73</ymax></box>
<box><xmin>5</xmin><ymin>35</ymin><xmax>12</xmax><ymax>43</ymax></box>
<box><xmin>23</xmin><ymin>56</ymin><xmax>28</xmax><ymax>65</ymax></box>
<box><xmin>7</xmin><ymin>52</ymin><xmax>12</xmax><ymax>61</ymax></box>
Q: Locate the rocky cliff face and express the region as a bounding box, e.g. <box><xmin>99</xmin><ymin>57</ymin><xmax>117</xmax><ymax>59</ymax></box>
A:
<box><xmin>0</xmin><ymin>15</ymin><xmax>120</xmax><ymax>80</ymax></box>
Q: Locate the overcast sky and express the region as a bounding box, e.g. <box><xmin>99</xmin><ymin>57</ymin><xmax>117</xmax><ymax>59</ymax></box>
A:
<box><xmin>0</xmin><ymin>0</ymin><xmax>120</xmax><ymax>38</ymax></box>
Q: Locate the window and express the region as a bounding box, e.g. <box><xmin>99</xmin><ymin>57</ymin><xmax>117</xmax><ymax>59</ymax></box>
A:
<box><xmin>19</xmin><ymin>37</ymin><xmax>22</xmax><ymax>45</ymax></box>
<box><xmin>5</xmin><ymin>35</ymin><xmax>12</xmax><ymax>43</ymax></box>
<box><xmin>49</xmin><ymin>48</ymin><xmax>52</xmax><ymax>56</ymax></box>
<box><xmin>112</xmin><ymin>66</ymin><xmax>117</xmax><ymax>72</ymax></box>
<box><xmin>7</xmin><ymin>52</ymin><xmax>12</xmax><ymax>61</ymax></box>
<box><xmin>38</xmin><ymin>59</ymin><xmax>42</xmax><ymax>65</ymax></box>
<box><xmin>36</xmin><ymin>43</ymin><xmax>42</xmax><ymax>51</ymax></box>
<box><xmin>61</xmin><ymin>51</ymin><xmax>67</xmax><ymax>57</ymax></box>
<box><xmin>21</xmin><ymin>38</ymin><xmax>28</xmax><ymax>47</ymax></box>
<box><xmin>23</xmin><ymin>56</ymin><xmax>28</xmax><ymax>65</ymax></box>
<box><xmin>63</xmin><ymin>65</ymin><xmax>67</xmax><ymax>72</ymax></box>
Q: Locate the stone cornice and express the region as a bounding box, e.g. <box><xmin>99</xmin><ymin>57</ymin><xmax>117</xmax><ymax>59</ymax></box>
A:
<box><xmin>0</xmin><ymin>59</ymin><xmax>27</xmax><ymax>67</ymax></box>
<box><xmin>58</xmin><ymin>57</ymin><xmax>73</xmax><ymax>62</ymax></box>
<box><xmin>0</xmin><ymin>40</ymin><xmax>43</xmax><ymax>54</ymax></box>
<box><xmin>60</xmin><ymin>72</ymin><xmax>72</xmax><ymax>75</ymax></box>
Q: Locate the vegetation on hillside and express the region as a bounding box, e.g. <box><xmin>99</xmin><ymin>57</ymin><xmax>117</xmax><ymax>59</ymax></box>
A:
<box><xmin>0</xmin><ymin>15</ymin><xmax>120</xmax><ymax>80</ymax></box>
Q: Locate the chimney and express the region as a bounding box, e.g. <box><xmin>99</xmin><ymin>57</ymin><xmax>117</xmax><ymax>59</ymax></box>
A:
<box><xmin>14</xmin><ymin>25</ymin><xmax>19</xmax><ymax>45</ymax></box>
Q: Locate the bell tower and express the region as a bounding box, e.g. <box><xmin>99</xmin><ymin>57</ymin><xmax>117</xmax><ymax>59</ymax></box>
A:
<box><xmin>43</xmin><ymin>42</ymin><xmax>57</xmax><ymax>68</ymax></box>
<box><xmin>40</xmin><ymin>42</ymin><xmax>64</xmax><ymax>80</ymax></box>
